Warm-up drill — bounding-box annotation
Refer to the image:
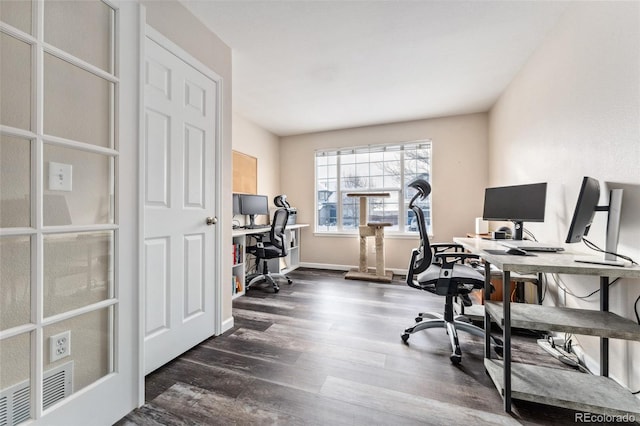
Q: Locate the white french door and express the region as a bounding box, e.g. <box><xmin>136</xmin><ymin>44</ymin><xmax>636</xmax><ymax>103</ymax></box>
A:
<box><xmin>142</xmin><ymin>27</ymin><xmax>220</xmax><ymax>374</ymax></box>
<box><xmin>0</xmin><ymin>1</ymin><xmax>138</xmax><ymax>424</ymax></box>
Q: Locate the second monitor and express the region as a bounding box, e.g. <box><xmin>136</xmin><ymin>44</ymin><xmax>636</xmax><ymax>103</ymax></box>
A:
<box><xmin>238</xmin><ymin>194</ymin><xmax>269</xmax><ymax>228</ymax></box>
<box><xmin>483</xmin><ymin>182</ymin><xmax>547</xmax><ymax>240</ymax></box>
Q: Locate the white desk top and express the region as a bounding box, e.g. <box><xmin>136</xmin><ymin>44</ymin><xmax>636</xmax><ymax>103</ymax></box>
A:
<box><xmin>453</xmin><ymin>237</ymin><xmax>640</xmax><ymax>279</ymax></box>
<box><xmin>232</xmin><ymin>223</ymin><xmax>309</xmax><ymax>237</ymax></box>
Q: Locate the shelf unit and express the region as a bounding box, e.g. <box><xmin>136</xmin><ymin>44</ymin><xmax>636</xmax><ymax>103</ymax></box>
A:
<box><xmin>484</xmin><ymin>360</ymin><xmax>640</xmax><ymax>417</ymax></box>
<box><xmin>266</xmin><ymin>227</ymin><xmax>301</xmax><ymax>276</ymax></box>
<box><xmin>232</xmin><ymin>234</ymin><xmax>245</xmax><ymax>299</ymax></box>
<box><xmin>485</xmin><ymin>302</ymin><xmax>640</xmax><ymax>416</ymax></box>
<box><xmin>453</xmin><ymin>237</ymin><xmax>640</xmax><ymax>416</ymax></box>
<box><xmin>232</xmin><ymin>224</ymin><xmax>307</xmax><ymax>299</ymax></box>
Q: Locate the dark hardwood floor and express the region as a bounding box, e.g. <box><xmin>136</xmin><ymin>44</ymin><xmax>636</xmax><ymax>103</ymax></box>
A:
<box><xmin>117</xmin><ymin>268</ymin><xmax>602</xmax><ymax>425</ymax></box>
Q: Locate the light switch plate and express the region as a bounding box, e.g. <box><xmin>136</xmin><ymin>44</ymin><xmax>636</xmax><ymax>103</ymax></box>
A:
<box><xmin>48</xmin><ymin>162</ymin><xmax>73</xmax><ymax>191</ymax></box>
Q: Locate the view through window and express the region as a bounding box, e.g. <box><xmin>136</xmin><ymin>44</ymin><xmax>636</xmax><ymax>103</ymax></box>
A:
<box><xmin>315</xmin><ymin>141</ymin><xmax>432</xmax><ymax>234</ymax></box>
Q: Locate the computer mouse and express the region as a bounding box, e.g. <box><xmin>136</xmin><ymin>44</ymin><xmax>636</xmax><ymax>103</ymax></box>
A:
<box><xmin>506</xmin><ymin>247</ymin><xmax>528</xmax><ymax>256</ymax></box>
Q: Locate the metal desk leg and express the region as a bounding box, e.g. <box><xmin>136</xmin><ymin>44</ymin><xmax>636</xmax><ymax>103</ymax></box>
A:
<box><xmin>600</xmin><ymin>276</ymin><xmax>609</xmax><ymax>377</ymax></box>
<box><xmin>537</xmin><ymin>272</ymin><xmax>543</xmax><ymax>305</ymax></box>
<box><xmin>503</xmin><ymin>270</ymin><xmax>512</xmax><ymax>412</ymax></box>
<box><xmin>484</xmin><ymin>262</ymin><xmax>492</xmax><ymax>359</ymax></box>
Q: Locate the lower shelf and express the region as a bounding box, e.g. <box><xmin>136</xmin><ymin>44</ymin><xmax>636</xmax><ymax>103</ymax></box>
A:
<box><xmin>484</xmin><ymin>358</ymin><xmax>640</xmax><ymax>416</ymax></box>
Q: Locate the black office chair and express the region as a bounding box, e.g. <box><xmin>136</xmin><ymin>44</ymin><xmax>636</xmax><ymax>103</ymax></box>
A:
<box><xmin>246</xmin><ymin>196</ymin><xmax>292</xmax><ymax>293</ymax></box>
<box><xmin>401</xmin><ymin>178</ymin><xmax>502</xmax><ymax>364</ymax></box>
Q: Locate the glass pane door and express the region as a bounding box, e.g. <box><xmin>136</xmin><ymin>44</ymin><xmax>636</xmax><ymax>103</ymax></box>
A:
<box><xmin>0</xmin><ymin>2</ymin><xmax>118</xmax><ymax>422</ymax></box>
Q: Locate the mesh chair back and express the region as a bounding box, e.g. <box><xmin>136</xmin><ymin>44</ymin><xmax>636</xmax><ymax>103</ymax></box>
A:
<box><xmin>270</xmin><ymin>208</ymin><xmax>290</xmax><ymax>255</ymax></box>
<box><xmin>408</xmin><ymin>179</ymin><xmax>433</xmax><ymax>275</ymax></box>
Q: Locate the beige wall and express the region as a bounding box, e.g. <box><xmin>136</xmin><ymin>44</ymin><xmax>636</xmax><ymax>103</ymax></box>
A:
<box><xmin>143</xmin><ymin>1</ymin><xmax>234</xmax><ymax>322</ymax></box>
<box><xmin>280</xmin><ymin>113</ymin><xmax>489</xmax><ymax>271</ymax></box>
<box><xmin>489</xmin><ymin>2</ymin><xmax>640</xmax><ymax>391</ymax></box>
<box><xmin>232</xmin><ymin>112</ymin><xmax>281</xmax><ymax>222</ymax></box>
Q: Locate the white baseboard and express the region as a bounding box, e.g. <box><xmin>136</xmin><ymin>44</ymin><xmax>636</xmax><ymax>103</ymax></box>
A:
<box><xmin>299</xmin><ymin>262</ymin><xmax>407</xmax><ymax>276</ymax></box>
<box><xmin>220</xmin><ymin>316</ymin><xmax>234</xmax><ymax>334</ymax></box>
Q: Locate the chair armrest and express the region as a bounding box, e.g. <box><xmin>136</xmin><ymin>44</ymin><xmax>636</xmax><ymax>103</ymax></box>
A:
<box><xmin>431</xmin><ymin>243</ymin><xmax>465</xmax><ymax>254</ymax></box>
<box><xmin>434</xmin><ymin>252</ymin><xmax>480</xmax><ymax>266</ymax></box>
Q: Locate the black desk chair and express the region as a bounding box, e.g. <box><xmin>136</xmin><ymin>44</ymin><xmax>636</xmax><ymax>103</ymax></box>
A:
<box><xmin>246</xmin><ymin>197</ymin><xmax>292</xmax><ymax>293</ymax></box>
<box><xmin>401</xmin><ymin>178</ymin><xmax>502</xmax><ymax>364</ymax></box>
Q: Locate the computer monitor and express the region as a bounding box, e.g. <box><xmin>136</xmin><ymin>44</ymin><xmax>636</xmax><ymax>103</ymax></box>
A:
<box><xmin>565</xmin><ymin>177</ymin><xmax>600</xmax><ymax>244</ymax></box>
<box><xmin>239</xmin><ymin>194</ymin><xmax>269</xmax><ymax>228</ymax></box>
<box><xmin>482</xmin><ymin>182</ymin><xmax>547</xmax><ymax>240</ymax></box>
<box><xmin>565</xmin><ymin>176</ymin><xmax>624</xmax><ymax>266</ymax></box>
<box><xmin>232</xmin><ymin>193</ymin><xmax>241</xmax><ymax>215</ymax></box>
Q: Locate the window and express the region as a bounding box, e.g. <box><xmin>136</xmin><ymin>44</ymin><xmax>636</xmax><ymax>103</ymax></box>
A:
<box><xmin>315</xmin><ymin>141</ymin><xmax>432</xmax><ymax>234</ymax></box>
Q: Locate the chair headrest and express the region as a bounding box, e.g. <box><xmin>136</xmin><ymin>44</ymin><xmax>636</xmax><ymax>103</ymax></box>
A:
<box><xmin>274</xmin><ymin>194</ymin><xmax>291</xmax><ymax>209</ymax></box>
<box><xmin>408</xmin><ymin>178</ymin><xmax>431</xmax><ymax>200</ymax></box>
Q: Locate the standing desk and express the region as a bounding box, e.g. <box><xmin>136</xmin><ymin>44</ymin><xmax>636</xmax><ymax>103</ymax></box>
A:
<box><xmin>453</xmin><ymin>237</ymin><xmax>640</xmax><ymax>416</ymax></box>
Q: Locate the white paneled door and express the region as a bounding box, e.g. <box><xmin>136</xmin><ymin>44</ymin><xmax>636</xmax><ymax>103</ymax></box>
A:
<box><xmin>143</xmin><ymin>32</ymin><xmax>219</xmax><ymax>374</ymax></box>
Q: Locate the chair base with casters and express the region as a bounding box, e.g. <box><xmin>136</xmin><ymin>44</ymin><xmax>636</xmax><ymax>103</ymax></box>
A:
<box><xmin>246</xmin><ymin>258</ymin><xmax>292</xmax><ymax>293</ymax></box>
<box><xmin>401</xmin><ymin>295</ymin><xmax>503</xmax><ymax>364</ymax></box>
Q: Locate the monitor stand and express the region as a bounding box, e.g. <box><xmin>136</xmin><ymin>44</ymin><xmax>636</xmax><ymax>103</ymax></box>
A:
<box><xmin>245</xmin><ymin>214</ymin><xmax>257</xmax><ymax>229</ymax></box>
<box><xmin>574</xmin><ymin>257</ymin><xmax>625</xmax><ymax>267</ymax></box>
<box><xmin>575</xmin><ymin>189</ymin><xmax>625</xmax><ymax>267</ymax></box>
<box><xmin>512</xmin><ymin>221</ymin><xmax>524</xmax><ymax>240</ymax></box>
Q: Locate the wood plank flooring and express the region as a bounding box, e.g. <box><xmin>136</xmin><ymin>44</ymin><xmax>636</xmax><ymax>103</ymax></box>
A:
<box><xmin>117</xmin><ymin>268</ymin><xmax>602</xmax><ymax>425</ymax></box>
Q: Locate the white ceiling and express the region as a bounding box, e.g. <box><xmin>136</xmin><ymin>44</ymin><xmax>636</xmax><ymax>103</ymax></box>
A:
<box><xmin>181</xmin><ymin>1</ymin><xmax>569</xmax><ymax>137</ymax></box>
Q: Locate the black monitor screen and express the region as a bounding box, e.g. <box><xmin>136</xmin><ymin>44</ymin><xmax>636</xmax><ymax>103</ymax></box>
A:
<box><xmin>483</xmin><ymin>182</ymin><xmax>547</xmax><ymax>222</ymax></box>
<box><xmin>239</xmin><ymin>194</ymin><xmax>269</xmax><ymax>216</ymax></box>
<box><xmin>232</xmin><ymin>193</ymin><xmax>241</xmax><ymax>215</ymax></box>
<box><xmin>565</xmin><ymin>177</ymin><xmax>600</xmax><ymax>244</ymax></box>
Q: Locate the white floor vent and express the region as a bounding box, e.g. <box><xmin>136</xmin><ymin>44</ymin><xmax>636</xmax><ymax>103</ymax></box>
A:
<box><xmin>0</xmin><ymin>362</ymin><xmax>73</xmax><ymax>426</ymax></box>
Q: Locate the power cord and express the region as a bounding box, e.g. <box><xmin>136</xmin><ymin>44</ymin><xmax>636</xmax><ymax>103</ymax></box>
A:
<box><xmin>522</xmin><ymin>228</ymin><xmax>538</xmax><ymax>242</ymax></box>
<box><xmin>539</xmin><ymin>273</ymin><xmax>548</xmax><ymax>303</ymax></box>
<box><xmin>582</xmin><ymin>238</ymin><xmax>638</xmax><ymax>265</ymax></box>
<box><xmin>550</xmin><ymin>274</ymin><xmax>620</xmax><ymax>300</ymax></box>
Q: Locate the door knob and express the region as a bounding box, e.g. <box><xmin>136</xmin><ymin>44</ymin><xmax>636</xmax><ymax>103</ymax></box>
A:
<box><xmin>206</xmin><ymin>216</ymin><xmax>217</xmax><ymax>225</ymax></box>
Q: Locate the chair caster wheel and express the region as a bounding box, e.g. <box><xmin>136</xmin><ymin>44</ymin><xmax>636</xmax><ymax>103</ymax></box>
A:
<box><xmin>401</xmin><ymin>333</ymin><xmax>410</xmax><ymax>343</ymax></box>
<box><xmin>415</xmin><ymin>317</ymin><xmax>423</xmax><ymax>323</ymax></box>
<box><xmin>450</xmin><ymin>354</ymin><xmax>462</xmax><ymax>364</ymax></box>
<box><xmin>274</xmin><ymin>287</ymin><xmax>279</xmax><ymax>293</ymax></box>
<box><xmin>287</xmin><ymin>279</ymin><xmax>292</xmax><ymax>284</ymax></box>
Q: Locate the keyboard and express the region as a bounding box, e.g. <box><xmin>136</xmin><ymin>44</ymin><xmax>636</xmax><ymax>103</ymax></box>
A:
<box><xmin>501</xmin><ymin>241</ymin><xmax>564</xmax><ymax>252</ymax></box>
<box><xmin>244</xmin><ymin>224</ymin><xmax>270</xmax><ymax>229</ymax></box>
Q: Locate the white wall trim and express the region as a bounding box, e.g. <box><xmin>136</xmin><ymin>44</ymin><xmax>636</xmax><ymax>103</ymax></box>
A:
<box><xmin>136</xmin><ymin>3</ymin><xmax>146</xmax><ymax>408</ymax></box>
<box><xmin>221</xmin><ymin>317</ymin><xmax>234</xmax><ymax>334</ymax></box>
<box><xmin>299</xmin><ymin>263</ymin><xmax>408</xmax><ymax>276</ymax></box>
<box><xmin>145</xmin><ymin>26</ymin><xmax>222</xmax><ymax>83</ymax></box>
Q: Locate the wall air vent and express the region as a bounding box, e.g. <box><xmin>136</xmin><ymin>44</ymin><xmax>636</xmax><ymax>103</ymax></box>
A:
<box><xmin>0</xmin><ymin>362</ymin><xmax>73</xmax><ymax>425</ymax></box>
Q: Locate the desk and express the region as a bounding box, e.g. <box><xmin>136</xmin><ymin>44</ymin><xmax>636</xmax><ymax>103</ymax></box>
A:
<box><xmin>454</xmin><ymin>237</ymin><xmax>640</xmax><ymax>416</ymax></box>
<box><xmin>232</xmin><ymin>224</ymin><xmax>308</xmax><ymax>298</ymax></box>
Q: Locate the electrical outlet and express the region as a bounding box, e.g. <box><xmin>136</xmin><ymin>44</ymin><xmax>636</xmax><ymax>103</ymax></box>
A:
<box><xmin>49</xmin><ymin>331</ymin><xmax>71</xmax><ymax>363</ymax></box>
